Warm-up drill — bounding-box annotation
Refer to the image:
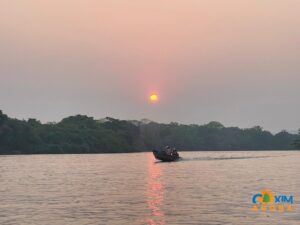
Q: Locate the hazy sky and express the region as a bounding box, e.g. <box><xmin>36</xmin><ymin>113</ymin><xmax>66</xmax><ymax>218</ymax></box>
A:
<box><xmin>0</xmin><ymin>1</ymin><xmax>300</xmax><ymax>132</ymax></box>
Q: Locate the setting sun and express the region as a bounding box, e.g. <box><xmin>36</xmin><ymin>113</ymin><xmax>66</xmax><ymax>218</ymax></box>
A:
<box><xmin>149</xmin><ymin>94</ymin><xmax>158</xmax><ymax>103</ymax></box>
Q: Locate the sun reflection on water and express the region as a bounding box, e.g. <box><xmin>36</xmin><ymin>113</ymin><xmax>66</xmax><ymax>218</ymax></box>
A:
<box><xmin>146</xmin><ymin>154</ymin><xmax>165</xmax><ymax>225</ymax></box>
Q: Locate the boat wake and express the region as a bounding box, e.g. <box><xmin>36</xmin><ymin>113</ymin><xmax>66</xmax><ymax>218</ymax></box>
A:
<box><xmin>178</xmin><ymin>155</ymin><xmax>287</xmax><ymax>162</ymax></box>
<box><xmin>154</xmin><ymin>154</ymin><xmax>290</xmax><ymax>163</ymax></box>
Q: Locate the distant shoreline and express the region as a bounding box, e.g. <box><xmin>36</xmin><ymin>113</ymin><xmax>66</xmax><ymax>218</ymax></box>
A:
<box><xmin>0</xmin><ymin>110</ymin><xmax>299</xmax><ymax>155</ymax></box>
<box><xmin>1</xmin><ymin>149</ymin><xmax>299</xmax><ymax>156</ymax></box>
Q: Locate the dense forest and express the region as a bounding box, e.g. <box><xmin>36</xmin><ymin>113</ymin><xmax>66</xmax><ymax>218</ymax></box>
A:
<box><xmin>0</xmin><ymin>110</ymin><xmax>299</xmax><ymax>154</ymax></box>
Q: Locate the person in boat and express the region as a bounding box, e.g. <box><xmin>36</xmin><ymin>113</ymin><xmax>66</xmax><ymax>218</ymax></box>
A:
<box><xmin>172</xmin><ymin>147</ymin><xmax>178</xmax><ymax>157</ymax></box>
<box><xmin>164</xmin><ymin>146</ymin><xmax>172</xmax><ymax>155</ymax></box>
<box><xmin>164</xmin><ymin>146</ymin><xmax>178</xmax><ymax>156</ymax></box>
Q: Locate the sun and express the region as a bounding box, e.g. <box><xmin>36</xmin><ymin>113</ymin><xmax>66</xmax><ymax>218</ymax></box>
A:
<box><xmin>149</xmin><ymin>94</ymin><xmax>158</xmax><ymax>103</ymax></box>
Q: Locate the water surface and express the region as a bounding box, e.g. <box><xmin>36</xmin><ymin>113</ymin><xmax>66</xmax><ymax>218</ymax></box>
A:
<box><xmin>0</xmin><ymin>151</ymin><xmax>299</xmax><ymax>224</ymax></box>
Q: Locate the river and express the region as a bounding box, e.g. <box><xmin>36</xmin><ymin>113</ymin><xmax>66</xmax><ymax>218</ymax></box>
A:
<box><xmin>0</xmin><ymin>151</ymin><xmax>299</xmax><ymax>224</ymax></box>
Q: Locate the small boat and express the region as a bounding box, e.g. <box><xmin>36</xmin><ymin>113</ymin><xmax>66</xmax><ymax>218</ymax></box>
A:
<box><xmin>152</xmin><ymin>149</ymin><xmax>180</xmax><ymax>162</ymax></box>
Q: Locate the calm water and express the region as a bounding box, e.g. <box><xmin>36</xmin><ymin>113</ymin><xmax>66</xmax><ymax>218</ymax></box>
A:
<box><xmin>0</xmin><ymin>151</ymin><xmax>299</xmax><ymax>225</ymax></box>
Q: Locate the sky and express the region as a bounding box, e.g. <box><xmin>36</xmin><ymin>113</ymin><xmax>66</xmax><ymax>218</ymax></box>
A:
<box><xmin>0</xmin><ymin>0</ymin><xmax>300</xmax><ymax>133</ymax></box>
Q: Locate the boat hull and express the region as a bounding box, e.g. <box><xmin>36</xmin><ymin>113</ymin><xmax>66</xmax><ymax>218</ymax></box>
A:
<box><xmin>152</xmin><ymin>149</ymin><xmax>180</xmax><ymax>162</ymax></box>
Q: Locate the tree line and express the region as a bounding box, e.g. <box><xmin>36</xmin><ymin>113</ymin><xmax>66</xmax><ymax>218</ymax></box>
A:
<box><xmin>0</xmin><ymin>110</ymin><xmax>299</xmax><ymax>154</ymax></box>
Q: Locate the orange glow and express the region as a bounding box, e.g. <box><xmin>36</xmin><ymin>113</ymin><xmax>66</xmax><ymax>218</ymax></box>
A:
<box><xmin>145</xmin><ymin>154</ymin><xmax>165</xmax><ymax>225</ymax></box>
<box><xmin>149</xmin><ymin>94</ymin><xmax>158</xmax><ymax>103</ymax></box>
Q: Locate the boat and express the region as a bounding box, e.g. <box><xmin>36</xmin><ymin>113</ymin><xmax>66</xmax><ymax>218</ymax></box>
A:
<box><xmin>152</xmin><ymin>149</ymin><xmax>180</xmax><ymax>162</ymax></box>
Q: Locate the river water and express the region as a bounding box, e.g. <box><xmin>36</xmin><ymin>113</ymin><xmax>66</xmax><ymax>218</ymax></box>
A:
<box><xmin>0</xmin><ymin>151</ymin><xmax>299</xmax><ymax>225</ymax></box>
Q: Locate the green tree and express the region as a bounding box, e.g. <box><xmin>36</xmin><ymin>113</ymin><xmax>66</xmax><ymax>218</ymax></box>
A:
<box><xmin>294</xmin><ymin>129</ymin><xmax>300</xmax><ymax>149</ymax></box>
<box><xmin>0</xmin><ymin>109</ymin><xmax>298</xmax><ymax>154</ymax></box>
<box><xmin>263</xmin><ymin>194</ymin><xmax>271</xmax><ymax>203</ymax></box>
